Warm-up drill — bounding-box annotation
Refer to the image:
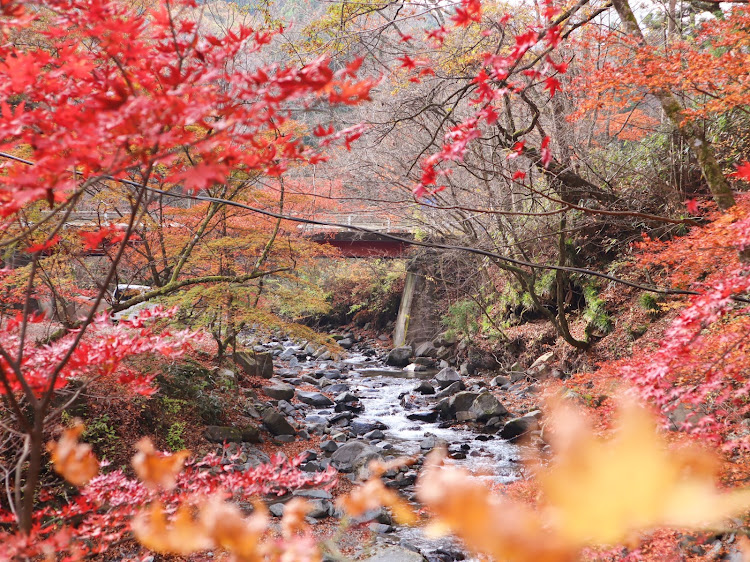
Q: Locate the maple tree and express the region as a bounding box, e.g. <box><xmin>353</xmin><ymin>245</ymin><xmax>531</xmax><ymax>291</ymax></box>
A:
<box><xmin>0</xmin><ymin>0</ymin><xmax>375</xmax><ymax>536</ymax></box>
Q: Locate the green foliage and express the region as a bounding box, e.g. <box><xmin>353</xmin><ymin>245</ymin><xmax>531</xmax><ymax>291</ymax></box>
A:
<box><xmin>82</xmin><ymin>414</ymin><xmax>119</xmax><ymax>459</ymax></box>
<box><xmin>313</xmin><ymin>259</ymin><xmax>406</xmax><ymax>328</ymax></box>
<box><xmin>161</xmin><ymin>397</ymin><xmax>187</xmax><ymax>416</ymax></box>
<box><xmin>166</xmin><ymin>422</ymin><xmax>187</xmax><ymax>451</ymax></box>
<box><xmin>443</xmin><ymin>298</ymin><xmax>481</xmax><ymax>339</ymax></box>
<box><xmin>583</xmin><ymin>284</ymin><xmax>613</xmax><ymax>334</ymax></box>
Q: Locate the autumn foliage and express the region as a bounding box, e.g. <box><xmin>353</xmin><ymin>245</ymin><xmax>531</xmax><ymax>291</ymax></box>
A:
<box><xmin>2</xmin><ymin>0</ymin><xmax>750</xmax><ymax>558</ymax></box>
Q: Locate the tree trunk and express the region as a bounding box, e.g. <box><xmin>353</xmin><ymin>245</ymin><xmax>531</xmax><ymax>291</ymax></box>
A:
<box><xmin>19</xmin><ymin>420</ymin><xmax>44</xmax><ymax>534</ymax></box>
<box><xmin>611</xmin><ymin>0</ymin><xmax>735</xmax><ymax>210</ymax></box>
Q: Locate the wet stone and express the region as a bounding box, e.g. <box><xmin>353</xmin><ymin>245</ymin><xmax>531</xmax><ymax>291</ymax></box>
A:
<box><xmin>364</xmin><ymin>429</ymin><xmax>385</xmax><ymax>440</ymax></box>
<box><xmin>351</xmin><ymin>419</ymin><xmax>387</xmax><ymax>435</ymax></box>
<box><xmin>414</xmin><ymin>381</ymin><xmax>436</xmax><ymax>395</ymax></box>
<box><xmin>296</xmin><ymin>391</ymin><xmax>334</xmax><ymax>408</ymax></box>
<box><xmin>406</xmin><ymin>411</ymin><xmax>439</xmax><ymax>422</ymax></box>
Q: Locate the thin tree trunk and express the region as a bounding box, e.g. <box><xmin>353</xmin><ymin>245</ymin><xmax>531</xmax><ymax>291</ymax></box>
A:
<box><xmin>611</xmin><ymin>0</ymin><xmax>735</xmax><ymax>210</ymax></box>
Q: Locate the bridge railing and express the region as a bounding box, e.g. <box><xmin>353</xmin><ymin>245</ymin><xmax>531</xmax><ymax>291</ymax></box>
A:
<box><xmin>294</xmin><ymin>213</ymin><xmax>415</xmax><ymax>233</ymax></box>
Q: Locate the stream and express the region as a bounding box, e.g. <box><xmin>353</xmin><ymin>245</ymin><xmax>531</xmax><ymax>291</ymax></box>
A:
<box><xmin>239</xmin><ymin>333</ymin><xmax>527</xmax><ymax>561</ymax></box>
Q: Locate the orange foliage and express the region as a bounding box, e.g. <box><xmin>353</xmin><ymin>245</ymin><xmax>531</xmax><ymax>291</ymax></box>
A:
<box><xmin>592</xmin><ymin>109</ymin><xmax>661</xmax><ymax>142</ymax></box>
<box><xmin>46</xmin><ymin>420</ymin><xmax>99</xmax><ymax>487</ymax></box>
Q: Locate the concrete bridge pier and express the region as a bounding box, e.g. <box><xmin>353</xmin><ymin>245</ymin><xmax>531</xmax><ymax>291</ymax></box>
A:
<box><xmin>393</xmin><ymin>260</ymin><xmax>441</xmax><ymax>347</ymax></box>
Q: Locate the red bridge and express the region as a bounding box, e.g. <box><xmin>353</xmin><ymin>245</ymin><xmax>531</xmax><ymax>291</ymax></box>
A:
<box><xmin>297</xmin><ymin>213</ymin><xmax>415</xmax><ymax>258</ymax></box>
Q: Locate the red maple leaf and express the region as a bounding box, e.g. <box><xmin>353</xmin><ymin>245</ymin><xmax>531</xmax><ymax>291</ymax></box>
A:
<box><xmin>545</xmin><ymin>76</ymin><xmax>562</xmax><ymax>97</ymax></box>
<box><xmin>733</xmin><ymin>161</ymin><xmax>750</xmax><ymax>181</ymax></box>
<box><xmin>25</xmin><ymin>235</ymin><xmax>60</xmax><ymax>254</ymax></box>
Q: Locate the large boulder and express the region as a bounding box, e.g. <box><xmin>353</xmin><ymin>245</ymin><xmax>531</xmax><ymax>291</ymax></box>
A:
<box><xmin>262</xmin><ymin>409</ymin><xmax>296</xmax><ymax>436</ymax></box>
<box><xmin>435</xmin><ymin>391</ymin><xmax>480</xmax><ymax>419</ymax></box>
<box><xmin>386</xmin><ymin>345</ymin><xmax>413</xmax><ymax>367</ymax></box>
<box><xmin>470</xmin><ymin>393</ymin><xmax>508</xmax><ymax>421</ymax></box>
<box><xmin>262</xmin><ymin>381</ymin><xmax>295</xmax><ymax>401</ymax></box>
<box><xmin>204</xmin><ymin>426</ymin><xmax>242</xmax><ymax>443</ymax></box>
<box><xmin>239</xmin><ymin>425</ymin><xmax>261</xmax><ymax>443</ymax></box>
<box><xmin>235</xmin><ymin>351</ymin><xmax>274</xmax><ymax>379</ymax></box>
<box><xmin>296</xmin><ymin>390</ymin><xmax>334</xmax><ymax>407</ymax></box>
<box><xmin>435</xmin><ymin>367</ymin><xmax>461</xmax><ymax>389</ymax></box>
<box><xmin>500</xmin><ymin>410</ymin><xmax>541</xmax><ymax>441</ymax></box>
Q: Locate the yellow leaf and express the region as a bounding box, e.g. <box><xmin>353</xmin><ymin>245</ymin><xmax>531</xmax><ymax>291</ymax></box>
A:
<box><xmin>416</xmin><ymin>399</ymin><xmax>750</xmax><ymax>561</ymax></box>
<box><xmin>46</xmin><ymin>420</ymin><xmax>99</xmax><ymax>487</ymax></box>
<box><xmin>131</xmin><ymin>437</ymin><xmax>190</xmax><ymax>490</ymax></box>
<box><xmin>540</xmin><ymin>399</ymin><xmax>750</xmax><ymax>545</ymax></box>
<box><xmin>132</xmin><ymin>502</ymin><xmax>213</xmax><ymax>555</ymax></box>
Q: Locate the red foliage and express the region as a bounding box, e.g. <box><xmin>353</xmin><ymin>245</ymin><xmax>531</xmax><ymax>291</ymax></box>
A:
<box><xmin>0</xmin><ymin>450</ymin><xmax>336</xmax><ymax>560</ymax></box>
<box><xmin>595</xmin><ymin>197</ymin><xmax>750</xmax><ymax>449</ymax></box>
<box><xmin>0</xmin><ymin>307</ymin><xmax>189</xmax><ymax>396</ymax></box>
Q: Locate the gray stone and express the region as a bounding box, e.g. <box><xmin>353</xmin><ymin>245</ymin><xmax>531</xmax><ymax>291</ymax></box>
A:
<box><xmin>243</xmin><ymin>447</ymin><xmax>271</xmax><ymax>468</ymax></box>
<box><xmin>275</xmin><ymin>435</ymin><xmax>295</xmax><ymax>443</ymax></box>
<box><xmin>262</xmin><ymin>410</ymin><xmax>296</xmax><ymax>436</ymax></box>
<box><xmin>364</xmin><ymin>546</ymin><xmax>426</xmax><ymax>562</ymax></box>
<box><xmin>386</xmin><ymin>345</ymin><xmax>413</xmax><ymax>367</ymax></box>
<box><xmin>364</xmin><ymin>429</ymin><xmax>385</xmax><ymax>440</ymax></box>
<box><xmin>334</xmin><ymin>391</ymin><xmax>358</xmax><ymax>404</ymax></box>
<box><xmin>491</xmin><ymin>375</ymin><xmax>511</xmax><ymax>387</ymax></box>
<box><xmin>435</xmin><ymin>381</ymin><xmax>463</xmax><ymax>398</ymax></box>
<box><xmin>500</xmin><ymin>411</ymin><xmax>541</xmax><ymax>441</ymax></box>
<box><xmin>459</xmin><ymin>361</ymin><xmax>476</xmax><ymax>376</ymax></box>
<box><xmin>234</xmin><ymin>351</ymin><xmax>274</xmax><ymax>379</ymax></box>
<box><xmin>338</xmin><ymin>338</ymin><xmax>354</xmax><ymax>350</ymax></box>
<box><xmin>330</xmin><ymin>440</ymin><xmax>377</xmax><ymax>472</ymax></box>
<box><xmin>456</xmin><ymin>410</ymin><xmax>476</xmax><ymax>422</ymax></box>
<box><xmin>320</xmin><ymin>439</ymin><xmax>338</xmax><ymax>453</ymax></box>
<box><xmin>450</xmin><ymin>391</ymin><xmax>481</xmax><ymax>413</ymax></box>
<box><xmin>527</xmin><ymin>351</ymin><xmax>554</xmax><ymax>378</ymax></box>
<box><xmin>293</xmin><ymin>488</ymin><xmax>333</xmax><ymax>500</ymax></box>
<box><xmin>269</xmin><ymin>503</ymin><xmax>285</xmax><ymax>517</ymax></box>
<box><xmin>435</xmin><ymin>367</ymin><xmax>461</xmax><ymax>389</ymax></box>
<box><xmin>307</xmin><ymin>499</ymin><xmax>332</xmax><ymax>518</ymax></box>
<box><xmin>351</xmin><ymin>419</ymin><xmax>386</xmax><ymax>435</ymax></box>
<box><xmin>414</xmin><ymin>381</ymin><xmax>436</xmax><ymax>395</ymax></box>
<box><xmin>323</xmin><ymin>370</ymin><xmax>344</xmax><ymax>380</ymax></box>
<box><xmin>470</xmin><ymin>393</ymin><xmax>508</xmax><ymax>421</ymax></box>
<box><xmin>204</xmin><ymin>426</ymin><xmax>242</xmax><ymax>443</ymax></box>
<box><xmin>406</xmin><ymin>410</ymin><xmax>439</xmax><ymax>422</ymax></box>
<box><xmin>414</xmin><ymin>341</ymin><xmax>438</xmax><ymax>358</ymax></box>
<box><xmin>262</xmin><ymin>381</ymin><xmax>295</xmax><ymax>401</ymax></box>
<box><xmin>326</xmin><ymin>383</ymin><xmax>350</xmax><ymax>393</ymax></box>
<box><xmin>296</xmin><ymin>390</ymin><xmax>334</xmax><ymax>407</ymax></box>
<box><xmin>435</xmin><ymin>346</ymin><xmax>451</xmax><ymax>360</ymax></box>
